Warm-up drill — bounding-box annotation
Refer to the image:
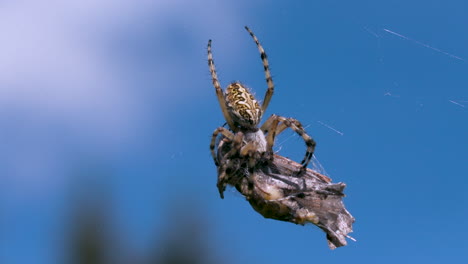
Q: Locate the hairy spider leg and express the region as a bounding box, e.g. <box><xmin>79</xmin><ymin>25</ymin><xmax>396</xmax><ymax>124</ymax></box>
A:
<box><xmin>210</xmin><ymin>127</ymin><xmax>235</xmax><ymax>166</ymax></box>
<box><xmin>245</xmin><ymin>26</ymin><xmax>275</xmax><ymax>113</ymax></box>
<box><xmin>208</xmin><ymin>40</ymin><xmax>236</xmax><ymax>131</ymax></box>
<box><xmin>216</xmin><ymin>162</ymin><xmax>230</xmax><ymax>199</ymax></box>
<box><xmin>216</xmin><ymin>132</ymin><xmax>245</xmax><ymax>199</ymax></box>
<box><xmin>261</xmin><ymin>115</ymin><xmax>316</xmax><ymax>169</ymax></box>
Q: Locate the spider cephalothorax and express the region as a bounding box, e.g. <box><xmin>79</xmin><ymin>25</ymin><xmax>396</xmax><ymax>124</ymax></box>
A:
<box><xmin>208</xmin><ymin>26</ymin><xmax>316</xmax><ymax>196</ymax></box>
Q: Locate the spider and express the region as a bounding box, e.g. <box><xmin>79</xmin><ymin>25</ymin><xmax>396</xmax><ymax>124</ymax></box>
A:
<box><xmin>208</xmin><ymin>26</ymin><xmax>316</xmax><ymax>196</ymax></box>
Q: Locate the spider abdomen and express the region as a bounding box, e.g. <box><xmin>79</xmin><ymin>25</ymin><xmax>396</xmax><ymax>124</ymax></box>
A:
<box><xmin>225</xmin><ymin>82</ymin><xmax>262</xmax><ymax>128</ymax></box>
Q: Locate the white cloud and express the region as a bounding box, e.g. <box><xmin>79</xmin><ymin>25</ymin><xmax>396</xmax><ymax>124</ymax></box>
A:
<box><xmin>0</xmin><ymin>0</ymin><xmax>243</xmax><ymax>195</ymax></box>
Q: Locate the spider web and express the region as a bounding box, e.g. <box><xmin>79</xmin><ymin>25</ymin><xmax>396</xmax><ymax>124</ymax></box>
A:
<box><xmin>364</xmin><ymin>26</ymin><xmax>468</xmax><ymax>110</ymax></box>
<box><xmin>274</xmin><ymin>124</ymin><xmax>330</xmax><ymax>177</ymax></box>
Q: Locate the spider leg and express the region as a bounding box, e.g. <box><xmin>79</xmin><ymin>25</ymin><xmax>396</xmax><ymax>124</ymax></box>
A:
<box><xmin>263</xmin><ymin>115</ymin><xmax>281</xmax><ymax>158</ymax></box>
<box><xmin>261</xmin><ymin>115</ymin><xmax>316</xmax><ymax>169</ymax></box>
<box><xmin>260</xmin><ymin>114</ymin><xmax>277</xmax><ymax>134</ymax></box>
<box><xmin>239</xmin><ymin>141</ymin><xmax>264</xmax><ymax>168</ymax></box>
<box><xmin>217</xmin><ymin>158</ymin><xmax>241</xmax><ymax>199</ymax></box>
<box><xmin>208</xmin><ymin>40</ymin><xmax>236</xmax><ymax>131</ymax></box>
<box><xmin>224</xmin><ymin>131</ymin><xmax>244</xmax><ymax>158</ymax></box>
<box><xmin>217</xmin><ymin>163</ymin><xmax>229</xmax><ymax>199</ymax></box>
<box><xmin>239</xmin><ymin>141</ymin><xmax>258</xmax><ymax>156</ymax></box>
<box><xmin>245</xmin><ymin>26</ymin><xmax>274</xmax><ymax>114</ymax></box>
<box><xmin>216</xmin><ymin>132</ymin><xmax>246</xmax><ymax>199</ymax></box>
<box><xmin>281</xmin><ymin>118</ymin><xmax>316</xmax><ymax>169</ymax></box>
<box><xmin>261</xmin><ymin>114</ymin><xmax>284</xmax><ymax>161</ymax></box>
<box><xmin>210</xmin><ymin>127</ymin><xmax>235</xmax><ymax>166</ymax></box>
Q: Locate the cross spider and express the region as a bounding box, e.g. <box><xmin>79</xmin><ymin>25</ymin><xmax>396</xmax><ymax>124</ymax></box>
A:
<box><xmin>208</xmin><ymin>26</ymin><xmax>316</xmax><ymax>197</ymax></box>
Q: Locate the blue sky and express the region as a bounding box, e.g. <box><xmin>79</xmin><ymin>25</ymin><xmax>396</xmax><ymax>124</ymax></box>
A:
<box><xmin>1</xmin><ymin>0</ymin><xmax>467</xmax><ymax>263</ymax></box>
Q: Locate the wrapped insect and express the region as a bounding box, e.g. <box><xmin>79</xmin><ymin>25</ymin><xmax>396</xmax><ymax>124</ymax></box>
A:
<box><xmin>216</xmin><ymin>137</ymin><xmax>355</xmax><ymax>249</ymax></box>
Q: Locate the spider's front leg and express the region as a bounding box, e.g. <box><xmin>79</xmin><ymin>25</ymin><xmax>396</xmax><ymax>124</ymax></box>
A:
<box><xmin>216</xmin><ymin>162</ymin><xmax>231</xmax><ymax>199</ymax></box>
<box><xmin>215</xmin><ymin>131</ymin><xmax>246</xmax><ymax>199</ymax></box>
<box><xmin>261</xmin><ymin>114</ymin><xmax>316</xmax><ymax>169</ymax></box>
<box><xmin>207</xmin><ymin>40</ymin><xmax>236</xmax><ymax>130</ymax></box>
<box><xmin>210</xmin><ymin>127</ymin><xmax>236</xmax><ymax>166</ymax></box>
<box><xmin>245</xmin><ymin>26</ymin><xmax>274</xmax><ymax>113</ymax></box>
